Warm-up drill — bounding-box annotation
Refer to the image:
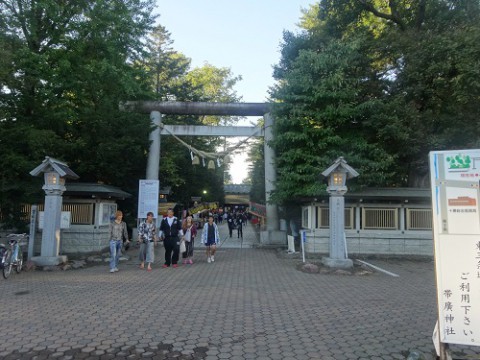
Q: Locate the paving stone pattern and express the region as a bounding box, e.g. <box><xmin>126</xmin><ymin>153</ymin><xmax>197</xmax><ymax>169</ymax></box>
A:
<box><xmin>1</xmin><ymin>222</ymin><xmax>479</xmax><ymax>359</ymax></box>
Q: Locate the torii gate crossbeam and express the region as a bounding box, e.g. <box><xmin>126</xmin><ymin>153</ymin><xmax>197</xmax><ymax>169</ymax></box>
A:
<box><xmin>121</xmin><ymin>101</ymin><xmax>270</xmax><ymax>116</ymax></box>
<box><xmin>159</xmin><ymin>125</ymin><xmax>264</xmax><ymax>137</ymax></box>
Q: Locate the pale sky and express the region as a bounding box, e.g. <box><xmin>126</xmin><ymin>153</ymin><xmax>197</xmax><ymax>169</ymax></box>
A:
<box><xmin>155</xmin><ymin>0</ymin><xmax>313</xmax><ymax>183</ymax></box>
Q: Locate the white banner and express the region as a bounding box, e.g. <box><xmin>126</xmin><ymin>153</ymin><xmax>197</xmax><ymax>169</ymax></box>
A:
<box><xmin>430</xmin><ymin>149</ymin><xmax>480</xmax><ymax>346</ymax></box>
<box><xmin>138</xmin><ymin>180</ymin><xmax>159</xmax><ymax>219</ymax></box>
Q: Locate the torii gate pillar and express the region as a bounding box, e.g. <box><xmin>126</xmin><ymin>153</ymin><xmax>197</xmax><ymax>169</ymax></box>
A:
<box><xmin>146</xmin><ymin>111</ymin><xmax>161</xmax><ymax>180</ymax></box>
<box><xmin>260</xmin><ymin>113</ymin><xmax>285</xmax><ymax>245</ymax></box>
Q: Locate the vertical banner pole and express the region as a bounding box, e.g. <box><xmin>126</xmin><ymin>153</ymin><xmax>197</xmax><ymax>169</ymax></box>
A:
<box><xmin>28</xmin><ymin>205</ymin><xmax>37</xmax><ymax>261</ymax></box>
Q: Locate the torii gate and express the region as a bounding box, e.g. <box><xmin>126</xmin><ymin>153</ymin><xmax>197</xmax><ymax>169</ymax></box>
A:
<box><xmin>121</xmin><ymin>101</ymin><xmax>285</xmax><ymax>246</ymax></box>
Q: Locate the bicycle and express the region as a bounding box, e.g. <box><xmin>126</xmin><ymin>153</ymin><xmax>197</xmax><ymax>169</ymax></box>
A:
<box><xmin>1</xmin><ymin>233</ymin><xmax>28</xmax><ymax>279</ymax></box>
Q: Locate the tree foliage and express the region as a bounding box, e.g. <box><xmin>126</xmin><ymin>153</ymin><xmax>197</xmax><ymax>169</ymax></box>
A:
<box><xmin>0</xmin><ymin>1</ymin><xmax>243</xmax><ymax>228</ymax></box>
<box><xmin>140</xmin><ymin>30</ymin><xmax>243</xmax><ymax>206</ymax></box>
<box><xmin>268</xmin><ymin>0</ymin><xmax>480</xmax><ymax>204</ymax></box>
<box><xmin>0</xmin><ymin>0</ymin><xmax>157</xmax><ymax>228</ymax></box>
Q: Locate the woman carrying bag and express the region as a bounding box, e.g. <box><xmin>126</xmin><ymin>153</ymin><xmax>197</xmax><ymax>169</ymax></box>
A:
<box><xmin>181</xmin><ymin>216</ymin><xmax>197</xmax><ymax>264</ymax></box>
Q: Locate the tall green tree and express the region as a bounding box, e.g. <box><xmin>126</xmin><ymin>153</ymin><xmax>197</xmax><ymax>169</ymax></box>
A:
<box><xmin>138</xmin><ymin>25</ymin><xmax>243</xmax><ymax>207</ymax></box>
<box><xmin>144</xmin><ymin>24</ymin><xmax>194</xmax><ymax>102</ymax></box>
<box><xmin>268</xmin><ymin>0</ymin><xmax>480</xmax><ymax>204</ymax></box>
<box><xmin>0</xmin><ymin>0</ymin><xmax>156</xmax><ymax>228</ymax></box>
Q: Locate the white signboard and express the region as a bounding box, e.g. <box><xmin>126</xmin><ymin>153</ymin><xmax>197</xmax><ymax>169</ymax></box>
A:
<box><xmin>99</xmin><ymin>203</ymin><xmax>117</xmax><ymax>225</ymax></box>
<box><xmin>138</xmin><ymin>179</ymin><xmax>159</xmax><ymax>219</ymax></box>
<box><xmin>38</xmin><ymin>211</ymin><xmax>71</xmax><ymax>229</ymax></box>
<box><xmin>430</xmin><ymin>149</ymin><xmax>480</xmax><ymax>346</ymax></box>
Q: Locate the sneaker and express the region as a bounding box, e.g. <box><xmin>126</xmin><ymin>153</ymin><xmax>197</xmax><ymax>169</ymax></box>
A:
<box><xmin>189</xmin><ymin>259</ymin><xmax>193</xmax><ymax>264</ymax></box>
<box><xmin>207</xmin><ymin>257</ymin><xmax>211</xmax><ymax>263</ymax></box>
<box><xmin>114</xmin><ymin>268</ymin><xmax>119</xmax><ymax>272</ymax></box>
<box><xmin>172</xmin><ymin>264</ymin><xmax>178</xmax><ymax>268</ymax></box>
<box><xmin>110</xmin><ymin>269</ymin><xmax>116</xmax><ymax>273</ymax></box>
<box><xmin>162</xmin><ymin>264</ymin><xmax>169</xmax><ymax>268</ymax></box>
<box><xmin>211</xmin><ymin>255</ymin><xmax>215</xmax><ymax>262</ymax></box>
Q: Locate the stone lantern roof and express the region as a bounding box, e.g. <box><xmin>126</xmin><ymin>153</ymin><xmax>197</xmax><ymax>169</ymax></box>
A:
<box><xmin>321</xmin><ymin>156</ymin><xmax>359</xmax><ymax>180</ymax></box>
<box><xmin>30</xmin><ymin>156</ymin><xmax>79</xmax><ymax>179</ymax></box>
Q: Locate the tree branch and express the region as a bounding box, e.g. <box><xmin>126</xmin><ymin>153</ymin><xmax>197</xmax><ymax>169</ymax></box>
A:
<box><xmin>357</xmin><ymin>0</ymin><xmax>406</xmax><ymax>31</ymax></box>
<box><xmin>15</xmin><ymin>0</ymin><xmax>37</xmax><ymax>49</ymax></box>
<box><xmin>415</xmin><ymin>0</ymin><xmax>426</xmax><ymax>30</ymax></box>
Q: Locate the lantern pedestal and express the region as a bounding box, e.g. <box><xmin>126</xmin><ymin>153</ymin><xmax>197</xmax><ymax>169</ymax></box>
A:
<box><xmin>322</xmin><ymin>192</ymin><xmax>353</xmax><ymax>269</ymax></box>
<box><xmin>35</xmin><ymin>186</ymin><xmax>66</xmax><ymax>266</ymax></box>
<box><xmin>30</xmin><ymin>157</ymin><xmax>79</xmax><ymax>267</ymax></box>
<box><xmin>320</xmin><ymin>157</ymin><xmax>359</xmax><ymax>270</ymax></box>
<box><xmin>322</xmin><ymin>257</ymin><xmax>353</xmax><ymax>269</ymax></box>
<box><xmin>31</xmin><ymin>255</ymin><xmax>68</xmax><ymax>267</ymax></box>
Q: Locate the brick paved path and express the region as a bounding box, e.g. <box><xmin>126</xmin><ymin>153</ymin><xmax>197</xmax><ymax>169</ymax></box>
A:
<box><xmin>1</xmin><ymin>221</ymin><xmax>479</xmax><ymax>359</ymax></box>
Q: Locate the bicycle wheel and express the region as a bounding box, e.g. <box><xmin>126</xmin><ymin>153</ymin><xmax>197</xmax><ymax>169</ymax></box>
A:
<box><xmin>2</xmin><ymin>249</ymin><xmax>12</xmax><ymax>279</ymax></box>
<box><xmin>15</xmin><ymin>252</ymin><xmax>23</xmax><ymax>273</ymax></box>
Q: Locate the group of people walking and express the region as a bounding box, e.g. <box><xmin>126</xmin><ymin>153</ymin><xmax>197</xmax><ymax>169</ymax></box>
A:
<box><xmin>108</xmin><ymin>209</ymin><xmax>221</xmax><ymax>272</ymax></box>
<box><xmin>227</xmin><ymin>211</ymin><xmax>247</xmax><ymax>239</ymax></box>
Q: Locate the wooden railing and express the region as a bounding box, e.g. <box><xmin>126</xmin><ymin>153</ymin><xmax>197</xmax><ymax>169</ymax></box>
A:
<box><xmin>304</xmin><ymin>205</ymin><xmax>432</xmax><ymax>231</ymax></box>
<box><xmin>316</xmin><ymin>207</ymin><xmax>354</xmax><ymax>229</ymax></box>
<box><xmin>2</xmin><ymin>203</ymin><xmax>94</xmax><ymax>225</ymax></box>
<box><xmin>407</xmin><ymin>208</ymin><xmax>432</xmax><ymax>230</ymax></box>
<box><xmin>362</xmin><ymin>208</ymin><xmax>398</xmax><ymax>230</ymax></box>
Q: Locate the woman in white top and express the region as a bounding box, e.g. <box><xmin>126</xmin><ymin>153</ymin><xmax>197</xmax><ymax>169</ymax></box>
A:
<box><xmin>137</xmin><ymin>211</ymin><xmax>157</xmax><ymax>271</ymax></box>
<box><xmin>181</xmin><ymin>216</ymin><xmax>197</xmax><ymax>264</ymax></box>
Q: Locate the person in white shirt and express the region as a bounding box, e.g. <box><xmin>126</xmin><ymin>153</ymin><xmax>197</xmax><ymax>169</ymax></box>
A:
<box><xmin>201</xmin><ymin>215</ymin><xmax>220</xmax><ymax>263</ymax></box>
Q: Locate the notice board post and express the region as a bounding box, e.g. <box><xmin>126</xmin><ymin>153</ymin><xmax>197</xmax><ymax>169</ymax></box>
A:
<box><xmin>429</xmin><ymin>149</ymin><xmax>480</xmax><ymax>358</ymax></box>
<box><xmin>138</xmin><ymin>180</ymin><xmax>160</xmax><ymax>220</ymax></box>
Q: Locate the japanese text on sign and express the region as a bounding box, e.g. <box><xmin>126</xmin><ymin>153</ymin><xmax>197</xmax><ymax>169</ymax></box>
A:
<box><xmin>430</xmin><ymin>149</ymin><xmax>480</xmax><ymax>346</ymax></box>
<box><xmin>138</xmin><ymin>180</ymin><xmax>159</xmax><ymax>219</ymax></box>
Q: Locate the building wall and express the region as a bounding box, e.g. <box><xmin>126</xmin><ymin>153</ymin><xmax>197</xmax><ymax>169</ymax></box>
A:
<box><xmin>25</xmin><ymin>199</ymin><xmax>118</xmax><ymax>257</ymax></box>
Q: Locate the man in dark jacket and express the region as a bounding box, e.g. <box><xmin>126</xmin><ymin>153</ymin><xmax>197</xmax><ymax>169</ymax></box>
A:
<box><xmin>227</xmin><ymin>212</ymin><xmax>235</xmax><ymax>238</ymax></box>
<box><xmin>236</xmin><ymin>215</ymin><xmax>243</xmax><ymax>239</ymax></box>
<box><xmin>159</xmin><ymin>208</ymin><xmax>183</xmax><ymax>268</ymax></box>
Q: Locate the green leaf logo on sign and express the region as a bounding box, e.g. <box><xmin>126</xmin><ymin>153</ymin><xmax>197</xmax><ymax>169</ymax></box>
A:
<box><xmin>446</xmin><ymin>154</ymin><xmax>471</xmax><ymax>170</ymax></box>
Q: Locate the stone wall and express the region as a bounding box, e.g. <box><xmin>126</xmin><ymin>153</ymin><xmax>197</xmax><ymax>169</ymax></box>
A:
<box><xmin>26</xmin><ymin>226</ymin><xmax>111</xmax><ymax>257</ymax></box>
<box><xmin>30</xmin><ymin>226</ymin><xmax>139</xmax><ymax>257</ymax></box>
<box><xmin>302</xmin><ymin>229</ymin><xmax>433</xmax><ymax>257</ymax></box>
<box><xmin>60</xmin><ymin>226</ymin><xmax>110</xmax><ymax>255</ymax></box>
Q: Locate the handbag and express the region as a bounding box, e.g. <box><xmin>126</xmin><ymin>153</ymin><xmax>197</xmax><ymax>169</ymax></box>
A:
<box><xmin>179</xmin><ymin>240</ymin><xmax>186</xmax><ymax>253</ymax></box>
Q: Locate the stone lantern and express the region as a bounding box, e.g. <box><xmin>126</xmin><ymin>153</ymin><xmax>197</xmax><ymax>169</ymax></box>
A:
<box><xmin>321</xmin><ymin>157</ymin><xmax>359</xmax><ymax>269</ymax></box>
<box><xmin>30</xmin><ymin>157</ymin><xmax>79</xmax><ymax>266</ymax></box>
